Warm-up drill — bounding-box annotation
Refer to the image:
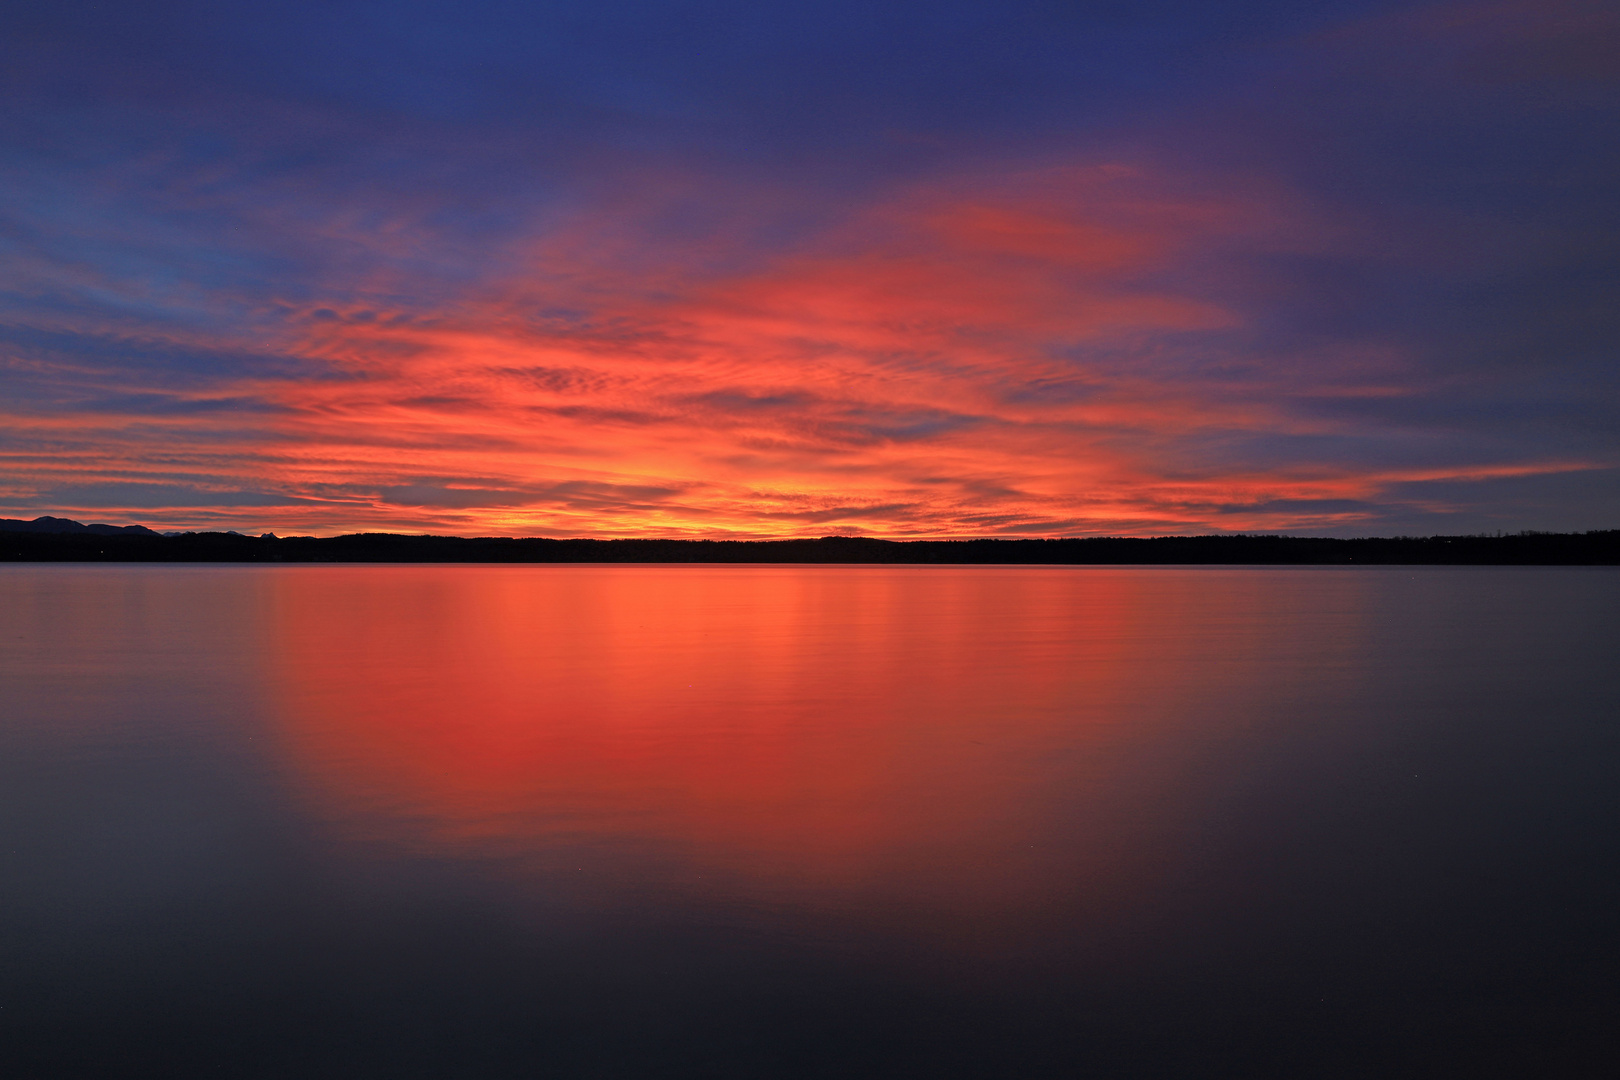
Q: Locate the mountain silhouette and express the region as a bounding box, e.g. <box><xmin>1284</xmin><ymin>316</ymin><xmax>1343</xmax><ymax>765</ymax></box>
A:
<box><xmin>0</xmin><ymin>516</ymin><xmax>159</xmax><ymax>536</ymax></box>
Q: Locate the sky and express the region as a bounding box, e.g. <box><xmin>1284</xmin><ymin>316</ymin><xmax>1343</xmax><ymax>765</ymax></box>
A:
<box><xmin>2</xmin><ymin>0</ymin><xmax>1616</xmax><ymax>537</ymax></box>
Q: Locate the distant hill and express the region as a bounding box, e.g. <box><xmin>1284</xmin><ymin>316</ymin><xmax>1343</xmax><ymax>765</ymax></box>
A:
<box><xmin>0</xmin><ymin>516</ymin><xmax>159</xmax><ymax>536</ymax></box>
<box><xmin>1</xmin><ymin>521</ymin><xmax>1617</xmax><ymax>564</ymax></box>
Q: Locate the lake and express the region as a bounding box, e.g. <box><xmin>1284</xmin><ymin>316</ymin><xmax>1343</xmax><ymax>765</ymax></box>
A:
<box><xmin>3</xmin><ymin>564</ymin><xmax>1617</xmax><ymax>1077</ymax></box>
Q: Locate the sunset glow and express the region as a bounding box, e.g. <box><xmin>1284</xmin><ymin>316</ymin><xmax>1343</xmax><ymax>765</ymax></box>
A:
<box><xmin>2</xmin><ymin>1</ymin><xmax>1615</xmax><ymax>536</ymax></box>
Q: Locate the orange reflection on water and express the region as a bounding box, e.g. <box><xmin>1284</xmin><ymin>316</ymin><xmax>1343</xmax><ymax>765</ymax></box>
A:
<box><xmin>267</xmin><ymin>566</ymin><xmax>1349</xmax><ymax>928</ymax></box>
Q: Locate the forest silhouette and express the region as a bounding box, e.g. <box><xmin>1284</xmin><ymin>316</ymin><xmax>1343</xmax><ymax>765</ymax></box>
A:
<box><xmin>3</xmin><ymin>518</ymin><xmax>1616</xmax><ymax>564</ymax></box>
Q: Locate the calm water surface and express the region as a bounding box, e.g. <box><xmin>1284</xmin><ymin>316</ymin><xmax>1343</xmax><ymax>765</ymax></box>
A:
<box><xmin>3</xmin><ymin>565</ymin><xmax>1617</xmax><ymax>1077</ymax></box>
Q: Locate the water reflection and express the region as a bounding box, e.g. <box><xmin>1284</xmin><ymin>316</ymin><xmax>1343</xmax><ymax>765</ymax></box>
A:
<box><xmin>5</xmin><ymin>565</ymin><xmax>1617</xmax><ymax>1077</ymax></box>
<box><xmin>268</xmin><ymin>566</ymin><xmax>1366</xmax><ymax>944</ymax></box>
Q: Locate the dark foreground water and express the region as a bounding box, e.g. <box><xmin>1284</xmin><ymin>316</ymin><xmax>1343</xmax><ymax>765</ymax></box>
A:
<box><xmin>2</xmin><ymin>565</ymin><xmax>1617</xmax><ymax>1078</ymax></box>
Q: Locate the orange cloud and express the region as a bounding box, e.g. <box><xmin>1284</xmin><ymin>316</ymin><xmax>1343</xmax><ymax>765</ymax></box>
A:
<box><xmin>3</xmin><ymin>158</ymin><xmax>1603</xmax><ymax>536</ymax></box>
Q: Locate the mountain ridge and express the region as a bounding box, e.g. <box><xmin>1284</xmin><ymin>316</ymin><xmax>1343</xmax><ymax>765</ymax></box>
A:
<box><xmin>0</xmin><ymin>516</ymin><xmax>160</xmax><ymax>536</ymax></box>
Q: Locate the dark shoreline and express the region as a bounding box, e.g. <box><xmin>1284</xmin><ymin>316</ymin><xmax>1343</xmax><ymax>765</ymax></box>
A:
<box><xmin>4</xmin><ymin>528</ymin><xmax>1618</xmax><ymax>564</ymax></box>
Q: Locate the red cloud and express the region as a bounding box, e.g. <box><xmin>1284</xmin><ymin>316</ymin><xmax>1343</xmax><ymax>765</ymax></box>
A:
<box><xmin>4</xmin><ymin>157</ymin><xmax>1603</xmax><ymax>536</ymax></box>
